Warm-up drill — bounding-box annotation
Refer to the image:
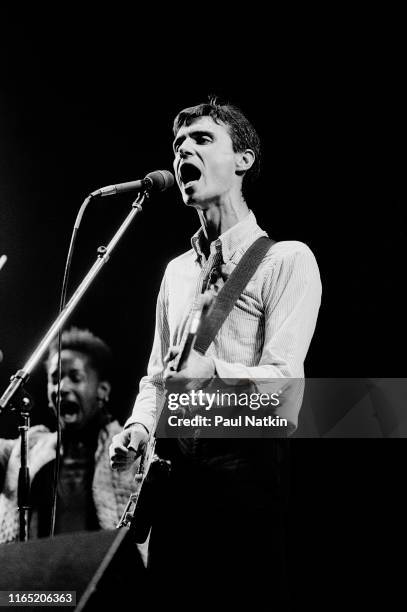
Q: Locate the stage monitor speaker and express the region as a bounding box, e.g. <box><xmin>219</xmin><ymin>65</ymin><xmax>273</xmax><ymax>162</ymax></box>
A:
<box><xmin>0</xmin><ymin>528</ymin><xmax>147</xmax><ymax>610</ymax></box>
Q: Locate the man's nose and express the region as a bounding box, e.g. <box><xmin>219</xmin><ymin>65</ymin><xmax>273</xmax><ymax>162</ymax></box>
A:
<box><xmin>178</xmin><ymin>138</ymin><xmax>194</xmax><ymax>158</ymax></box>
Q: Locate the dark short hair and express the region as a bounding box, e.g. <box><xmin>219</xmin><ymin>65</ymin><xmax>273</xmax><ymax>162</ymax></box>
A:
<box><xmin>46</xmin><ymin>327</ymin><xmax>112</xmax><ymax>381</ymax></box>
<box><xmin>173</xmin><ymin>97</ymin><xmax>261</xmax><ymax>197</ymax></box>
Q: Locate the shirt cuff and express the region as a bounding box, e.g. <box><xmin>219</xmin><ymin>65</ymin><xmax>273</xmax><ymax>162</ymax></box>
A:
<box><xmin>123</xmin><ymin>417</ymin><xmax>152</xmax><ymax>435</ymax></box>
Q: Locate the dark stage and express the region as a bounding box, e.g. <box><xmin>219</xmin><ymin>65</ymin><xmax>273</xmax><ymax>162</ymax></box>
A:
<box><xmin>0</xmin><ymin>13</ymin><xmax>405</xmax><ymax>608</ymax></box>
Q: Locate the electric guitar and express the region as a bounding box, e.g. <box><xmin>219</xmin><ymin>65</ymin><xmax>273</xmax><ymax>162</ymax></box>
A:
<box><xmin>116</xmin><ymin>291</ymin><xmax>213</xmax><ymax>539</ymax></box>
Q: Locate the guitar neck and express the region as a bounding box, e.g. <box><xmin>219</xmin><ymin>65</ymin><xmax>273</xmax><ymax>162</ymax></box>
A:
<box><xmin>174</xmin><ymin>292</ymin><xmax>212</xmax><ymax>372</ymax></box>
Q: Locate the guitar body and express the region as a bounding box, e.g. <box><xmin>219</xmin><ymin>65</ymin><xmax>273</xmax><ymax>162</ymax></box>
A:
<box><xmin>129</xmin><ymin>454</ymin><xmax>171</xmax><ymax>543</ymax></box>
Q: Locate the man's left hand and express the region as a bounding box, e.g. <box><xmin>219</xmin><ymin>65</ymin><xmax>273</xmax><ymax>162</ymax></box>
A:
<box><xmin>164</xmin><ymin>346</ymin><xmax>215</xmax><ymax>392</ymax></box>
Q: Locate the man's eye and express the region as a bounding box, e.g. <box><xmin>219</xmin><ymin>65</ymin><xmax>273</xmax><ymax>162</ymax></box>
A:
<box><xmin>197</xmin><ymin>136</ymin><xmax>211</xmax><ymax>144</ymax></box>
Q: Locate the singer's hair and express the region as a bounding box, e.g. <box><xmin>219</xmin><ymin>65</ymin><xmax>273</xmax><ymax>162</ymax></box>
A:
<box><xmin>45</xmin><ymin>327</ymin><xmax>112</xmax><ymax>381</ymax></box>
<box><xmin>173</xmin><ymin>96</ymin><xmax>261</xmax><ymax>198</ymax></box>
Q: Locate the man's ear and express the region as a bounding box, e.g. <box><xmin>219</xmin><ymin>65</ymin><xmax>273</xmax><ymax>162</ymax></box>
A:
<box><xmin>97</xmin><ymin>380</ymin><xmax>111</xmax><ymax>403</ymax></box>
<box><xmin>235</xmin><ymin>149</ymin><xmax>255</xmax><ymax>176</ymax></box>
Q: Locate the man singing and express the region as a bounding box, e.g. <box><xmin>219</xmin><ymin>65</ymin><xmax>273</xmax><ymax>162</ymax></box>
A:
<box><xmin>109</xmin><ymin>98</ymin><xmax>322</xmax><ymax>606</ymax></box>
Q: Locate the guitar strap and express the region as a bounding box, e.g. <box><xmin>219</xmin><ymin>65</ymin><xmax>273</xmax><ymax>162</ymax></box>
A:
<box><xmin>194</xmin><ymin>236</ymin><xmax>275</xmax><ymax>355</ymax></box>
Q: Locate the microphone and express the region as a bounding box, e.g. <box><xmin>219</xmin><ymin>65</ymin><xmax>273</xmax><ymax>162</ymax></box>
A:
<box><xmin>90</xmin><ymin>170</ymin><xmax>174</xmax><ymax>197</ymax></box>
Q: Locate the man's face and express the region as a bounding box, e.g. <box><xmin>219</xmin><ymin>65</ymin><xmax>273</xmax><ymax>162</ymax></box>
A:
<box><xmin>47</xmin><ymin>349</ymin><xmax>102</xmax><ymax>431</ymax></box>
<box><xmin>173</xmin><ymin>116</ymin><xmax>239</xmax><ymax>207</ymax></box>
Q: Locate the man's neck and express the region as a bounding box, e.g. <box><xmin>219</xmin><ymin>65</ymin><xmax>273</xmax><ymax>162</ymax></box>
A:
<box><xmin>197</xmin><ymin>196</ymin><xmax>250</xmax><ymax>245</ymax></box>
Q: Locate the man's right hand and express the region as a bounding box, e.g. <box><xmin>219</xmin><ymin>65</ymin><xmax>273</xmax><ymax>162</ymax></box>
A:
<box><xmin>109</xmin><ymin>424</ymin><xmax>149</xmax><ymax>472</ymax></box>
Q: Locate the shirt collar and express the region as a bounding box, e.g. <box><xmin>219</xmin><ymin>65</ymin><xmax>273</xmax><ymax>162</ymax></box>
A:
<box><xmin>191</xmin><ymin>210</ymin><xmax>263</xmax><ymax>264</ymax></box>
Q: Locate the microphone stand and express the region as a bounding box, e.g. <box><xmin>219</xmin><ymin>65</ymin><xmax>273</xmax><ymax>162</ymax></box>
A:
<box><xmin>0</xmin><ymin>191</ymin><xmax>148</xmax><ymax>539</ymax></box>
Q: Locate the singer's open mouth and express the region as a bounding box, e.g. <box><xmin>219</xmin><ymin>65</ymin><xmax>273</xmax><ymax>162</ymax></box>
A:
<box><xmin>60</xmin><ymin>400</ymin><xmax>81</xmax><ymax>424</ymax></box>
<box><xmin>179</xmin><ymin>163</ymin><xmax>202</xmax><ymax>186</ymax></box>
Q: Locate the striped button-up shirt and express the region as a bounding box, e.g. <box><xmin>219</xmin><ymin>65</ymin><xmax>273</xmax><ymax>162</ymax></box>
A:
<box><xmin>126</xmin><ymin>210</ymin><xmax>322</xmax><ymax>432</ymax></box>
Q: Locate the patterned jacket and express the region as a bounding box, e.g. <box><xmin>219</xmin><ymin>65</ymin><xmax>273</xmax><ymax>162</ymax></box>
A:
<box><xmin>0</xmin><ymin>421</ymin><xmax>137</xmax><ymax>543</ymax></box>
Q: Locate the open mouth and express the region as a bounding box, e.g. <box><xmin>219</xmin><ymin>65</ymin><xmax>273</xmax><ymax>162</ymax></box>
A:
<box><xmin>60</xmin><ymin>400</ymin><xmax>81</xmax><ymax>424</ymax></box>
<box><xmin>179</xmin><ymin>163</ymin><xmax>202</xmax><ymax>187</ymax></box>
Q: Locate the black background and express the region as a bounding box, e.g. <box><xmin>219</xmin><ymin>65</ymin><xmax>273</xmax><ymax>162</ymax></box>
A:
<box><xmin>0</xmin><ymin>11</ymin><xmax>405</xmax><ymax>606</ymax></box>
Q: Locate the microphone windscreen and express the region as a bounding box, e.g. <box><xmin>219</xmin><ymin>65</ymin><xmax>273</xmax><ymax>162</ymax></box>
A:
<box><xmin>146</xmin><ymin>170</ymin><xmax>174</xmax><ymax>192</ymax></box>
